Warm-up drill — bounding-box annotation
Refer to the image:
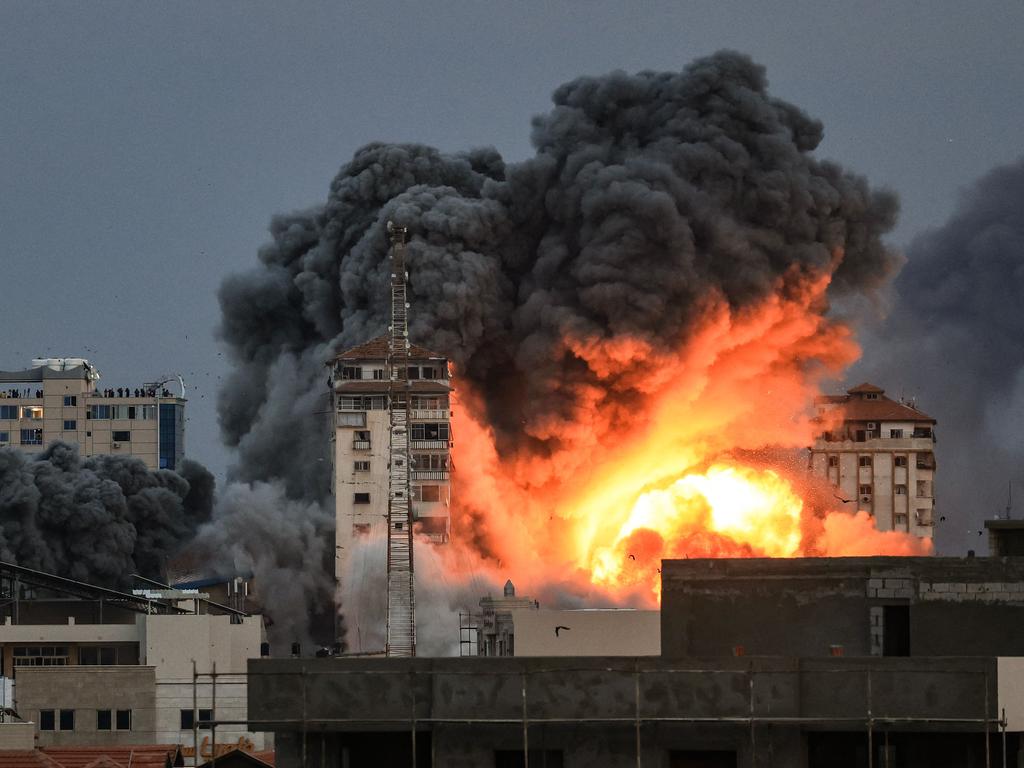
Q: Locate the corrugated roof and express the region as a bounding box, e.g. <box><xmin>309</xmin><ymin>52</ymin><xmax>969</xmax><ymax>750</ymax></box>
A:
<box><xmin>330</xmin><ymin>335</ymin><xmax>444</xmax><ymax>362</ymax></box>
<box><xmin>0</xmin><ymin>751</ymin><xmax>64</xmax><ymax>768</ymax></box>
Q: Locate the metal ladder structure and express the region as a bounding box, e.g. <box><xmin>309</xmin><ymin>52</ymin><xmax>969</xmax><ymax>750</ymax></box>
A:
<box><xmin>385</xmin><ymin>221</ymin><xmax>416</xmax><ymax>657</ymax></box>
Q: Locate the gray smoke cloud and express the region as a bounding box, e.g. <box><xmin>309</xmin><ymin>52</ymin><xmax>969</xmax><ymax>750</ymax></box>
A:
<box><xmin>0</xmin><ymin>443</ymin><xmax>213</xmax><ymax>586</ymax></box>
<box><xmin>857</xmin><ymin>156</ymin><xmax>1024</xmax><ymax>552</ymax></box>
<box><xmin>218</xmin><ymin>50</ymin><xmax>899</xmax><ymax>504</ymax></box>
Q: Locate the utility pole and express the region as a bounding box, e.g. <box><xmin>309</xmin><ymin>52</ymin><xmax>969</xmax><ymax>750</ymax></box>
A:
<box><xmin>385</xmin><ymin>221</ymin><xmax>416</xmax><ymax>657</ymax></box>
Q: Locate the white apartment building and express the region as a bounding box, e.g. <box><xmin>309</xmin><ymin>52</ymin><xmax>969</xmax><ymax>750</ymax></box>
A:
<box><xmin>328</xmin><ymin>335</ymin><xmax>453</xmax><ymax>589</ymax></box>
<box><xmin>809</xmin><ymin>383</ymin><xmax>936</xmax><ymax>538</ymax></box>
<box><xmin>0</xmin><ymin>358</ymin><xmax>185</xmax><ymax>471</ymax></box>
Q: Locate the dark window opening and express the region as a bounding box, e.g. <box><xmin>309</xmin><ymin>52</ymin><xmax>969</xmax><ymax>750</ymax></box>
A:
<box><xmin>495</xmin><ymin>750</ymin><xmax>564</xmax><ymax>768</ymax></box>
<box><xmin>883</xmin><ymin>605</ymin><xmax>911</xmax><ymax>657</ymax></box>
<box><xmin>116</xmin><ymin>710</ymin><xmax>131</xmax><ymax>730</ymax></box>
<box><xmin>63</xmin><ymin>420</ymin><xmax>76</xmax><ymax>431</ymax></box>
<box><xmin>59</xmin><ymin>709</ymin><xmax>75</xmax><ymax>731</ymax></box>
<box><xmin>97</xmin><ymin>710</ymin><xmax>112</xmax><ymax>730</ymax></box>
<box><xmin>112</xmin><ymin>430</ymin><xmax>131</xmax><ymax>442</ymax></box>
<box><xmin>40</xmin><ymin>710</ymin><xmax>55</xmax><ymax>731</ymax></box>
<box><xmin>180</xmin><ymin>708</ymin><xmax>212</xmax><ymax>730</ymax></box>
<box><xmin>669</xmin><ymin>751</ymin><xmax>737</xmax><ymax>768</ymax></box>
<box><xmin>63</xmin><ymin>396</ymin><xmax>77</xmax><ymax>407</ymax></box>
<box><xmin>353</xmin><ymin>493</ymin><xmax>370</xmax><ymax>504</ymax></box>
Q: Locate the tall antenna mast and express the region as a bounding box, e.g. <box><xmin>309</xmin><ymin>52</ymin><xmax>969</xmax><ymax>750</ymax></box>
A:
<box><xmin>385</xmin><ymin>221</ymin><xmax>416</xmax><ymax>657</ymax></box>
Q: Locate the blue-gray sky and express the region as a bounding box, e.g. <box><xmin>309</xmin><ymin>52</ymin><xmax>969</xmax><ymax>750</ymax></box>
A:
<box><xmin>2</xmin><ymin>1</ymin><xmax>1023</xmax><ymax>490</ymax></box>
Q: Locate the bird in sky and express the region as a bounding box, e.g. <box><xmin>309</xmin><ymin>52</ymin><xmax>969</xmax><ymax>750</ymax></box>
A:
<box><xmin>627</xmin><ymin>554</ymin><xmax>636</xmax><ymax>561</ymax></box>
<box><xmin>554</xmin><ymin>626</ymin><xmax>571</xmax><ymax>637</ymax></box>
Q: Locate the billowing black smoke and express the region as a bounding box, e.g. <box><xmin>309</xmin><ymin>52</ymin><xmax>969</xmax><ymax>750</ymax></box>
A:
<box><xmin>218</xmin><ymin>51</ymin><xmax>899</xmax><ymax>503</ymax></box>
<box><xmin>857</xmin><ymin>156</ymin><xmax>1024</xmax><ymax>551</ymax></box>
<box><xmin>0</xmin><ymin>443</ymin><xmax>213</xmax><ymax>586</ymax></box>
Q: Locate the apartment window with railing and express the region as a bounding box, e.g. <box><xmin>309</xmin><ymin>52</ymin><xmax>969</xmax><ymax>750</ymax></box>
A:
<box><xmin>14</xmin><ymin>646</ymin><xmax>70</xmax><ymax>667</ymax></box>
<box><xmin>411</xmin><ymin>423</ymin><xmax>449</xmax><ymax>441</ymax></box>
<box><xmin>20</xmin><ymin>429</ymin><xmax>43</xmax><ymax>446</ymax></box>
<box><xmin>413</xmin><ymin>485</ymin><xmax>442</xmax><ymax>503</ymax></box>
<box><xmin>21</xmin><ymin>406</ymin><xmax>43</xmax><ymax>420</ymax></box>
<box><xmin>413</xmin><ymin>454</ymin><xmax>448</xmax><ymax>470</ymax></box>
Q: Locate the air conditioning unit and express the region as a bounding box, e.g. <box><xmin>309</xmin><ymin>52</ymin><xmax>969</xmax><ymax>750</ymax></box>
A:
<box><xmin>112</xmin><ymin>442</ymin><xmax>120</xmax><ymax>448</ymax></box>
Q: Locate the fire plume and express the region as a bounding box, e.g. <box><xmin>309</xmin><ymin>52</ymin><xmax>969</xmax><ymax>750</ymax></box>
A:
<box><xmin>447</xmin><ymin>266</ymin><xmax>931</xmax><ymax>605</ymax></box>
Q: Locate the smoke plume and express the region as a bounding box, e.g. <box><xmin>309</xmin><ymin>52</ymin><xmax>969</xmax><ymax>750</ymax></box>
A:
<box><xmin>0</xmin><ymin>443</ymin><xmax>212</xmax><ymax>586</ymax></box>
<box><xmin>218</xmin><ymin>51</ymin><xmax>898</xmax><ymax>501</ymax></box>
<box><xmin>857</xmin><ymin>156</ymin><xmax>1024</xmax><ymax>551</ymax></box>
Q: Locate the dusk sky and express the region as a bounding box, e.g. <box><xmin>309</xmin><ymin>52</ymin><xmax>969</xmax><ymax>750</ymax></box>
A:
<box><xmin>3</xmin><ymin>1</ymin><xmax>1023</xmax><ymax>492</ymax></box>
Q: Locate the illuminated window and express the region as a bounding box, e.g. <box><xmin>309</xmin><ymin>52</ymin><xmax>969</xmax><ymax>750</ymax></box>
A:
<box><xmin>21</xmin><ymin>406</ymin><xmax>43</xmax><ymax>420</ymax></box>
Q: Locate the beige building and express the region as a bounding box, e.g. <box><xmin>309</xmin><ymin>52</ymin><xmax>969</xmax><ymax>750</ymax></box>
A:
<box><xmin>809</xmin><ymin>382</ymin><xmax>936</xmax><ymax>538</ymax></box>
<box><xmin>0</xmin><ymin>564</ymin><xmax>268</xmax><ymax>761</ymax></box>
<box><xmin>329</xmin><ymin>336</ymin><xmax>452</xmax><ymax>590</ymax></box>
<box><xmin>0</xmin><ymin>358</ymin><xmax>185</xmax><ymax>471</ymax></box>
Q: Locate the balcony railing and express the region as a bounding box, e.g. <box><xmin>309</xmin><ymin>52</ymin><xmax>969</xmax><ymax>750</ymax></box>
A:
<box><xmin>410</xmin><ymin>408</ymin><xmax>450</xmax><ymax>420</ymax></box>
<box><xmin>411</xmin><ymin>440</ymin><xmax>448</xmax><ymax>450</ymax></box>
<box><xmin>412</xmin><ymin>470</ymin><xmax>449</xmax><ymax>481</ymax></box>
<box><xmin>352</xmin><ymin>440</ymin><xmax>371</xmax><ymax>451</ymax></box>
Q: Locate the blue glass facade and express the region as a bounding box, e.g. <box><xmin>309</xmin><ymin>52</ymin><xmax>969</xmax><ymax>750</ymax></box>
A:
<box><xmin>159</xmin><ymin>403</ymin><xmax>184</xmax><ymax>470</ymax></box>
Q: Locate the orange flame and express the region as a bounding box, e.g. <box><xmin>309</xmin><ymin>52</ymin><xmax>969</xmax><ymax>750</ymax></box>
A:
<box><xmin>445</xmin><ymin>265</ymin><xmax>931</xmax><ymax>605</ymax></box>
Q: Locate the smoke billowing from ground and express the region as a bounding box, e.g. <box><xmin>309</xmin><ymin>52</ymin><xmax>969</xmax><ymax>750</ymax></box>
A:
<box><xmin>857</xmin><ymin>156</ymin><xmax>1024</xmax><ymax>551</ymax></box>
<box><xmin>0</xmin><ymin>443</ymin><xmax>212</xmax><ymax>586</ymax></box>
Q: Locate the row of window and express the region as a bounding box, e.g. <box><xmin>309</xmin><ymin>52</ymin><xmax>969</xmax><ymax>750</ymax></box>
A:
<box><xmin>337</xmin><ymin>395</ymin><xmax>451</xmax><ymax>411</ymax></box>
<box><xmin>827</xmin><ymin>455</ymin><xmax>932</xmax><ymax>469</ymax></box>
<box><xmin>352</xmin><ymin>455</ymin><xmax>449</xmax><ymax>473</ymax></box>
<box><xmin>37</xmin><ymin>708</ymin><xmax>214</xmax><ymax>732</ymax></box>
<box><xmin>0</xmin><ymin>428</ymin><xmax>133</xmax><ymax>446</ymax></box>
<box><xmin>352</xmin><ymin>485</ymin><xmax>445</xmax><ymax>504</ymax></box>
<box><xmin>339</xmin><ymin>365</ymin><xmax>446</xmax><ymax>381</ymax></box>
<box><xmin>0</xmin><ymin>406</ymin><xmax>43</xmax><ymax>420</ymax></box>
<box><xmin>857</xmin><ymin>482</ymin><xmax>930</xmax><ymax>496</ymax></box>
<box><xmin>39</xmin><ymin>709</ymin><xmax>130</xmax><ymax>732</ymax></box>
<box><xmin>0</xmin><ymin>405</ymin><xmax>158</xmax><ymax>421</ymax></box>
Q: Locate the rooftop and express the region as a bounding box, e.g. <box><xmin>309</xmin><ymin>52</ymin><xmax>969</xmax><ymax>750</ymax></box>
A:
<box><xmin>329</xmin><ymin>334</ymin><xmax>445</xmax><ymax>362</ymax></box>
<box><xmin>816</xmin><ymin>382</ymin><xmax>935</xmax><ymax>423</ymax></box>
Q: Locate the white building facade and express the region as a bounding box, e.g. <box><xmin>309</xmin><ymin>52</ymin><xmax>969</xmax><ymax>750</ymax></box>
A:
<box><xmin>809</xmin><ymin>383</ymin><xmax>936</xmax><ymax>539</ymax></box>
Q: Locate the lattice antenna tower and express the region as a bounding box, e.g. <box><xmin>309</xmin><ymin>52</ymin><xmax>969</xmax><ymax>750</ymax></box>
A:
<box><xmin>384</xmin><ymin>221</ymin><xmax>416</xmax><ymax>657</ymax></box>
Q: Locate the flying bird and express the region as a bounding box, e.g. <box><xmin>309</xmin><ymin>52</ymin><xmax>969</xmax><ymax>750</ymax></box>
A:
<box><xmin>833</xmin><ymin>493</ymin><xmax>853</xmax><ymax>504</ymax></box>
<box><xmin>627</xmin><ymin>554</ymin><xmax>636</xmax><ymax>561</ymax></box>
<box><xmin>554</xmin><ymin>626</ymin><xmax>571</xmax><ymax>637</ymax></box>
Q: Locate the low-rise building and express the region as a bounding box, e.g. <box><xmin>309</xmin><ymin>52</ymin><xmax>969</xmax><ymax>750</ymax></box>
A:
<box><xmin>0</xmin><ymin>359</ymin><xmax>185</xmax><ymax>471</ymax></box>
<box><xmin>810</xmin><ymin>383</ymin><xmax>936</xmax><ymax>538</ymax></box>
<box><xmin>0</xmin><ymin>562</ymin><xmax>268</xmax><ymax>763</ymax></box>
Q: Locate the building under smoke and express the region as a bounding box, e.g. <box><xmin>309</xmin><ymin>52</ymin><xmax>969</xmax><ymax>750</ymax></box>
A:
<box><xmin>0</xmin><ymin>358</ymin><xmax>186</xmax><ymax>471</ymax></box>
<box><xmin>810</xmin><ymin>383</ymin><xmax>937</xmax><ymax>540</ymax></box>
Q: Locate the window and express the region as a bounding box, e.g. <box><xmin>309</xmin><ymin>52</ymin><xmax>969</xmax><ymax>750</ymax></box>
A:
<box><xmin>97</xmin><ymin>710</ymin><xmax>112</xmax><ymax>730</ymax></box>
<box><xmin>40</xmin><ymin>710</ymin><xmax>55</xmax><ymax>731</ymax></box>
<box><xmin>79</xmin><ymin>646</ymin><xmax>117</xmax><ymax>665</ymax></box>
<box><xmin>413</xmin><ymin>454</ymin><xmax>448</xmax><ymax>470</ymax></box>
<box><xmin>912</xmin><ymin>427</ymin><xmax>932</xmax><ymax>438</ymax></box>
<box><xmin>894</xmin><ymin>513</ymin><xmax>908</xmax><ymax>527</ymax></box>
<box><xmin>338</xmin><ymin>396</ymin><xmax>386</xmax><ymax>410</ymax></box>
<box><xmin>180</xmin><ymin>709</ymin><xmax>213</xmax><ymax>730</ymax></box>
<box><xmin>894</xmin><ymin>485</ymin><xmax>907</xmax><ymax>495</ymax></box>
<box><xmin>90</xmin><ymin>404</ymin><xmax>111</xmax><ymax>419</ymax></box>
<box><xmin>63</xmin><ymin>420</ymin><xmax>77</xmax><ymax>431</ymax></box>
<box><xmin>407</xmin><ymin>366</ymin><xmax>420</xmax><ymax>379</ymax></box>
<box><xmin>63</xmin><ymin>396</ymin><xmax>77</xmax><ymax>407</ymax></box>
<box><xmin>127</xmin><ymin>406</ymin><xmax>136</xmax><ymax>419</ymax></box>
<box><xmin>372</xmin><ymin>369</ymin><xmax>386</xmax><ymax>380</ymax></box>
<box><xmin>139</xmin><ymin>405</ymin><xmax>156</xmax><ymax>420</ymax></box>
<box><xmin>354</xmin><ymin>461</ymin><xmax>370</xmax><ymax>472</ymax></box>
<box><xmin>894</xmin><ymin>455</ymin><xmax>908</xmax><ymax>468</ymax></box>
<box><xmin>111</xmin><ymin>405</ymin><xmax>131</xmax><ymax>420</ymax></box>
<box><xmin>414</xmin><ymin>485</ymin><xmax>442</xmax><ymax>503</ymax></box>
<box><xmin>116</xmin><ymin>710</ymin><xmax>131</xmax><ymax>730</ymax></box>
<box><xmin>112</xmin><ymin>431</ymin><xmax>131</xmax><ymax>442</ymax></box>
<box><xmin>353</xmin><ymin>493</ymin><xmax>370</xmax><ymax>504</ymax></box>
<box><xmin>858</xmin><ymin>456</ymin><xmax>872</xmax><ymax>467</ymax></box>
<box><xmin>420</xmin><ymin>366</ymin><xmax>440</xmax><ymax>380</ymax></box>
<box><xmin>411</xmin><ymin>423</ymin><xmax>450</xmax><ymax>441</ymax></box>
<box><xmin>59</xmin><ymin>710</ymin><xmax>75</xmax><ymax>731</ymax></box>
<box><xmin>882</xmin><ymin>605</ymin><xmax>910</xmax><ymax>657</ymax></box>
<box><xmin>411</xmin><ymin>395</ymin><xmax>449</xmax><ymax>410</ymax></box>
<box><xmin>0</xmin><ymin>406</ymin><xmax>17</xmax><ymax>419</ymax></box>
<box><xmin>889</xmin><ymin>429</ymin><xmax>903</xmax><ymax>438</ymax></box>
<box><xmin>21</xmin><ymin>406</ymin><xmax>43</xmax><ymax>420</ymax></box>
<box><xmin>340</xmin><ymin>366</ymin><xmax>362</xmax><ymax>380</ymax></box>
<box><xmin>859</xmin><ymin>485</ymin><xmax>872</xmax><ymax>496</ymax></box>
<box><xmin>338</xmin><ymin>412</ymin><xmax>367</xmax><ymax>427</ymax></box>
<box><xmin>353</xmin><ymin>430</ymin><xmax>370</xmax><ymax>445</ymax></box>
<box><xmin>865</xmin><ymin>393</ymin><xmax>880</xmax><ymax>400</ymax></box>
<box><xmin>827</xmin><ymin>456</ymin><xmax>838</xmax><ymax>467</ymax></box>
<box><xmin>20</xmin><ymin>429</ymin><xmax>42</xmax><ymax>446</ymax></box>
<box><xmin>0</xmin><ymin>432</ymin><xmax>8</xmax><ymax>444</ymax></box>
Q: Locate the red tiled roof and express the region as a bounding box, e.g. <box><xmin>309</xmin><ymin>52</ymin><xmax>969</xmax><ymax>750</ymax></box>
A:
<box><xmin>847</xmin><ymin>382</ymin><xmax>885</xmax><ymax>394</ymax></box>
<box><xmin>0</xmin><ymin>751</ymin><xmax>64</xmax><ymax>768</ymax></box>
<box><xmin>195</xmin><ymin>751</ymin><xmax>274</xmax><ymax>768</ymax></box>
<box><xmin>250</xmin><ymin>753</ymin><xmax>274</xmax><ymax>767</ymax></box>
<box><xmin>40</xmin><ymin>746</ymin><xmax>182</xmax><ymax>768</ymax></box>
<box><xmin>330</xmin><ymin>335</ymin><xmax>444</xmax><ymax>362</ymax></box>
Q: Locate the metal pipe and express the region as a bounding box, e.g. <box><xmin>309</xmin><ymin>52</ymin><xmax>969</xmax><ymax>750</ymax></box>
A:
<box><xmin>211</xmin><ymin>662</ymin><xmax>217</xmax><ymax>768</ymax></box>
<box><xmin>192</xmin><ymin>660</ymin><xmax>199</xmax><ymax>768</ymax></box>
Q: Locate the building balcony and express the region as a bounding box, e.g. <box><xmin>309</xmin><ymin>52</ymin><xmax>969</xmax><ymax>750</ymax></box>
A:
<box><xmin>412</xmin><ymin>470</ymin><xmax>449</xmax><ymax>481</ymax></box>
<box><xmin>352</xmin><ymin>440</ymin><xmax>371</xmax><ymax>451</ymax></box>
<box><xmin>411</xmin><ymin>440</ymin><xmax>449</xmax><ymax>450</ymax></box>
<box><xmin>410</xmin><ymin>409</ymin><xmax>450</xmax><ymax>421</ymax></box>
